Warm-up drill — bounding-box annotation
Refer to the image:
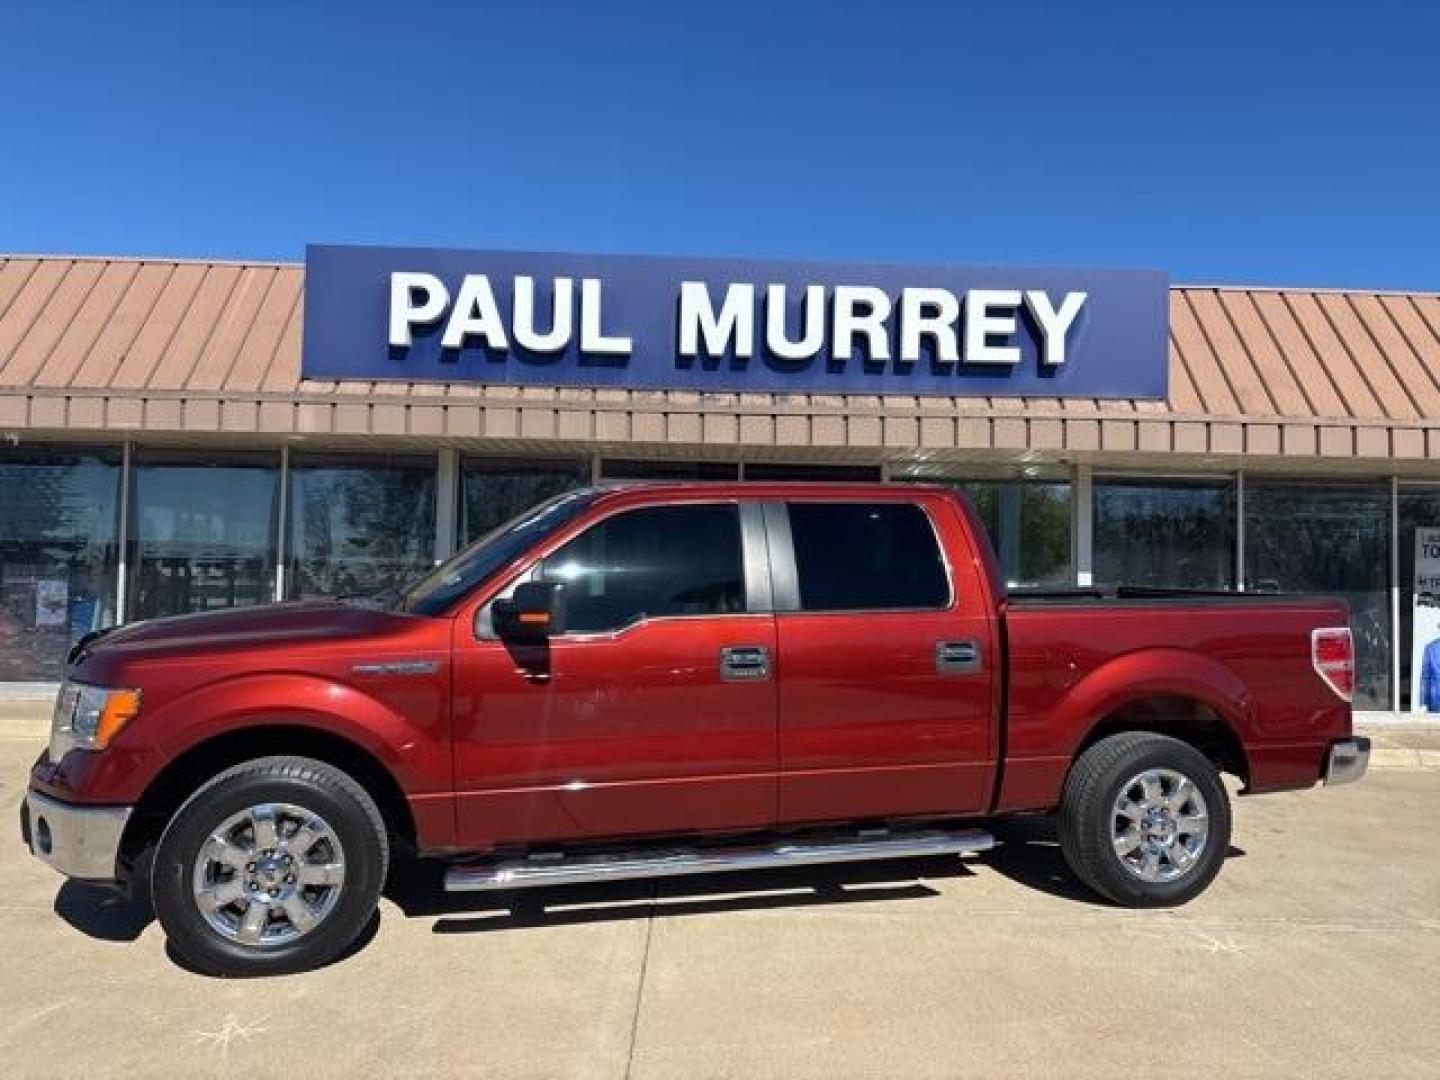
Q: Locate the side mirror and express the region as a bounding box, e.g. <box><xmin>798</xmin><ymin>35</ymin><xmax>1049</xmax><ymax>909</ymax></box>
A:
<box><xmin>492</xmin><ymin>581</ymin><xmax>568</xmax><ymax>642</ymax></box>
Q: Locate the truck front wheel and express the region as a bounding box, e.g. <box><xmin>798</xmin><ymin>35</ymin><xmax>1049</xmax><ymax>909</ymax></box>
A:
<box><xmin>1058</xmin><ymin>732</ymin><xmax>1231</xmax><ymax>907</ymax></box>
<box><xmin>151</xmin><ymin>756</ymin><xmax>389</xmax><ymax>976</ymax></box>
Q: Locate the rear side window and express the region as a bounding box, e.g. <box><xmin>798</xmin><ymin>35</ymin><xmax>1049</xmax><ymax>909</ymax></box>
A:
<box><xmin>536</xmin><ymin>504</ymin><xmax>744</xmax><ymax>633</ymax></box>
<box><xmin>787</xmin><ymin>502</ymin><xmax>949</xmax><ymax>612</ymax></box>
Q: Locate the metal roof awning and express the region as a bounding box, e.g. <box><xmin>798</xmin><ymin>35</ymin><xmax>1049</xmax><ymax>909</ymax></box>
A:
<box><xmin>2</xmin><ymin>255</ymin><xmax>1439</xmax><ymax>467</ymax></box>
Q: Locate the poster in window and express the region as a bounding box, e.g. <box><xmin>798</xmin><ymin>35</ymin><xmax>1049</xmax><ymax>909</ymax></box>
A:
<box><xmin>35</xmin><ymin>579</ymin><xmax>68</xmax><ymax>628</ymax></box>
<box><xmin>1410</xmin><ymin>527</ymin><xmax>1440</xmax><ymax>713</ymax></box>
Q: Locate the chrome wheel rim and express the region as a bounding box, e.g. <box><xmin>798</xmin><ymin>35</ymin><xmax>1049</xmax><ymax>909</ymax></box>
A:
<box><xmin>1111</xmin><ymin>768</ymin><xmax>1210</xmax><ymax>883</ymax></box>
<box><xmin>191</xmin><ymin>802</ymin><xmax>347</xmax><ymax>948</ymax></box>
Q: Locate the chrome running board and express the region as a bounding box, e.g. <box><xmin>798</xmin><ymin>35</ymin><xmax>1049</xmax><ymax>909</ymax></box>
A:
<box><xmin>443</xmin><ymin>827</ymin><xmax>994</xmax><ymax>893</ymax></box>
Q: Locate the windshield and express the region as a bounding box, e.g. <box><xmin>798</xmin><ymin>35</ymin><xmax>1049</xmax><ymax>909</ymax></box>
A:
<box><xmin>397</xmin><ymin>490</ymin><xmax>599</xmax><ymax>616</ymax></box>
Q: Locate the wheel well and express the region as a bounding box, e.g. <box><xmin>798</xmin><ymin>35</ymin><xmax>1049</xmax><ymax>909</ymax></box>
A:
<box><xmin>119</xmin><ymin>725</ymin><xmax>417</xmax><ymax>870</ymax></box>
<box><xmin>1077</xmin><ymin>695</ymin><xmax>1250</xmax><ymax>784</ymax></box>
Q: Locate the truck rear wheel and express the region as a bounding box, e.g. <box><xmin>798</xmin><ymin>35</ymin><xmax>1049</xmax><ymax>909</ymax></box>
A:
<box><xmin>1058</xmin><ymin>732</ymin><xmax>1231</xmax><ymax>907</ymax></box>
<box><xmin>151</xmin><ymin>756</ymin><xmax>388</xmax><ymax>976</ymax></box>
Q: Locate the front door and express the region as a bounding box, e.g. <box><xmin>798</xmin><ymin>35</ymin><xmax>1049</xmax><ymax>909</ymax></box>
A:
<box><xmin>451</xmin><ymin>501</ymin><xmax>778</xmax><ymax>848</ymax></box>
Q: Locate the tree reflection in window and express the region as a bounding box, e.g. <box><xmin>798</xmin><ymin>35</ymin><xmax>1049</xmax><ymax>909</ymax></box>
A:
<box><xmin>288</xmin><ymin>456</ymin><xmax>437</xmax><ymax>601</ymax></box>
<box><xmin>1095</xmin><ymin>479</ymin><xmax>1235</xmax><ymax>589</ymax></box>
<box><xmin>1245</xmin><ymin>481</ymin><xmax>1390</xmax><ymax>709</ymax></box>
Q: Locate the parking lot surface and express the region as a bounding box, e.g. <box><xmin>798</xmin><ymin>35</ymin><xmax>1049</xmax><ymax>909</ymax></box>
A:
<box><xmin>1</xmin><ymin>725</ymin><xmax>1436</xmax><ymax>1079</ymax></box>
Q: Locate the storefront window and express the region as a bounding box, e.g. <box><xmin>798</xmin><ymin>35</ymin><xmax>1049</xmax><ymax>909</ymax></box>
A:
<box><xmin>1094</xmin><ymin>478</ymin><xmax>1236</xmax><ymax>589</ymax></box>
<box><xmin>600</xmin><ymin>459</ymin><xmax>739</xmax><ymax>481</ymax></box>
<box><xmin>1398</xmin><ymin>487</ymin><xmax>1440</xmax><ymax>711</ymax></box>
<box><xmin>128</xmin><ymin>451</ymin><xmax>280</xmax><ymax>621</ymax></box>
<box><xmin>460</xmin><ymin>456</ymin><xmax>590</xmax><ymax>546</ymax></box>
<box><xmin>743</xmin><ymin>463</ymin><xmax>882</xmax><ymax>481</ymax></box>
<box><xmin>1245</xmin><ymin>480</ymin><xmax>1390</xmax><ymax>710</ymax></box>
<box><xmin>287</xmin><ymin>454</ymin><xmax>437</xmax><ymax>600</ymax></box>
<box><xmin>954</xmin><ymin>480</ymin><xmax>1072</xmax><ymax>588</ymax></box>
<box><xmin>0</xmin><ymin>446</ymin><xmax>120</xmax><ymax>680</ymax></box>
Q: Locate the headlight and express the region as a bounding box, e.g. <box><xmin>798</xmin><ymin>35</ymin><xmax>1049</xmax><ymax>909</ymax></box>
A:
<box><xmin>49</xmin><ymin>681</ymin><xmax>142</xmax><ymax>760</ymax></box>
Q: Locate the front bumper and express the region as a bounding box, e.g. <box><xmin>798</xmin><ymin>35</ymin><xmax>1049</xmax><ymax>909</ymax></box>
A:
<box><xmin>20</xmin><ymin>789</ymin><xmax>132</xmax><ymax>882</ymax></box>
<box><xmin>1324</xmin><ymin>736</ymin><xmax>1371</xmax><ymax>786</ymax></box>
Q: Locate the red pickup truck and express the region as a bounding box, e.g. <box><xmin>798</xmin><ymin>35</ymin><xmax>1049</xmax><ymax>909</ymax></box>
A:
<box><xmin>22</xmin><ymin>482</ymin><xmax>1369</xmax><ymax>975</ymax></box>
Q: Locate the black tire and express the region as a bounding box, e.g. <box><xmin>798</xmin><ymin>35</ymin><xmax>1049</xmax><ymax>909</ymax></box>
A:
<box><xmin>151</xmin><ymin>756</ymin><xmax>388</xmax><ymax>976</ymax></box>
<box><xmin>1058</xmin><ymin>732</ymin><xmax>1231</xmax><ymax>907</ymax></box>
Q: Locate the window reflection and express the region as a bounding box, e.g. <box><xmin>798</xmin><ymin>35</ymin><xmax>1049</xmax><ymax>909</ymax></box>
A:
<box><xmin>1094</xmin><ymin>479</ymin><xmax>1235</xmax><ymax>589</ymax></box>
<box><xmin>599</xmin><ymin>460</ymin><xmax>739</xmax><ymax>481</ymax></box>
<box><xmin>287</xmin><ymin>454</ymin><xmax>436</xmax><ymax>600</ymax></box>
<box><xmin>536</xmin><ymin>504</ymin><xmax>744</xmax><ymax>633</ymax></box>
<box><xmin>0</xmin><ymin>447</ymin><xmax>120</xmax><ymax>679</ymax></box>
<box><xmin>743</xmin><ymin>463</ymin><xmax>882</xmax><ymax>481</ymax></box>
<box><xmin>1245</xmin><ymin>480</ymin><xmax>1390</xmax><ymax>709</ymax></box>
<box><xmin>955</xmin><ymin>481</ymin><xmax>1073</xmax><ymax>588</ymax></box>
<box><xmin>128</xmin><ymin>452</ymin><xmax>279</xmax><ymax>621</ymax></box>
<box><xmin>460</xmin><ymin>457</ymin><xmax>589</xmax><ymax>546</ymax></box>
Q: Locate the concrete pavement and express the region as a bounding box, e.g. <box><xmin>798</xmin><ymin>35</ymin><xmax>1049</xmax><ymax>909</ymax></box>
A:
<box><xmin>1</xmin><ymin>727</ymin><xmax>1437</xmax><ymax>1078</ymax></box>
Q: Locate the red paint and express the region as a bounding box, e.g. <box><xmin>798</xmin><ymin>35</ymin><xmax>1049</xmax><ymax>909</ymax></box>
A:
<box><xmin>773</xmin><ymin>491</ymin><xmax>998</xmax><ymax>822</ymax></box>
<box><xmin>30</xmin><ymin>483</ymin><xmax>1353</xmax><ymax>860</ymax></box>
<box><xmin>450</xmin><ymin>613</ymin><xmax>778</xmax><ymax>846</ymax></box>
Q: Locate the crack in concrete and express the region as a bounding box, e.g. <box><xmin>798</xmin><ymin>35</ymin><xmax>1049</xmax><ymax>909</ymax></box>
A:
<box><xmin>623</xmin><ymin>885</ymin><xmax>658</xmax><ymax>1080</ymax></box>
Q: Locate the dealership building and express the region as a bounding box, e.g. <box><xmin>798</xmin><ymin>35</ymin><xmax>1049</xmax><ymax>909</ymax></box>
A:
<box><xmin>2</xmin><ymin>246</ymin><xmax>1440</xmax><ymax>715</ymax></box>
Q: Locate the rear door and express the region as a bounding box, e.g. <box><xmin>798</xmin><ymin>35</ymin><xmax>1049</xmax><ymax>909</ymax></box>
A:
<box><xmin>769</xmin><ymin>497</ymin><xmax>995</xmax><ymax>823</ymax></box>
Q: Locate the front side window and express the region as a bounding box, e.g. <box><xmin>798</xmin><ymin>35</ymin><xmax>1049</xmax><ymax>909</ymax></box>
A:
<box><xmin>536</xmin><ymin>504</ymin><xmax>744</xmax><ymax>634</ymax></box>
<box><xmin>787</xmin><ymin>502</ymin><xmax>949</xmax><ymax>612</ymax></box>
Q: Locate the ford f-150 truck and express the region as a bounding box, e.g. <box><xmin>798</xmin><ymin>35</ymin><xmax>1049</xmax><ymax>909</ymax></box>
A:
<box><xmin>22</xmin><ymin>482</ymin><xmax>1369</xmax><ymax>975</ymax></box>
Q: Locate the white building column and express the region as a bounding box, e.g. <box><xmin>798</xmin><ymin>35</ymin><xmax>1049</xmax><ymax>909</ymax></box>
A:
<box><xmin>1235</xmin><ymin>469</ymin><xmax>1246</xmax><ymax>591</ymax></box>
<box><xmin>114</xmin><ymin>440</ymin><xmax>132</xmax><ymax>623</ymax></box>
<box><xmin>1073</xmin><ymin>464</ymin><xmax>1094</xmax><ymax>588</ymax></box>
<box><xmin>273</xmin><ymin>444</ymin><xmax>290</xmax><ymax>601</ymax></box>
<box><xmin>434</xmin><ymin>448</ymin><xmax>460</xmax><ymax>563</ymax></box>
<box><xmin>1391</xmin><ymin>475</ymin><xmax>1401</xmax><ymax>712</ymax></box>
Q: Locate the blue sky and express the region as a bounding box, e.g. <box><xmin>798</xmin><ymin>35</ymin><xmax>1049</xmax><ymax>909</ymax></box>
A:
<box><xmin>1</xmin><ymin>1</ymin><xmax>1436</xmax><ymax>289</ymax></box>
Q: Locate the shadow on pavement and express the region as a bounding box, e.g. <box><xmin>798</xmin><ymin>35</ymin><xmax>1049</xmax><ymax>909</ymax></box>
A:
<box><xmin>52</xmin><ymin>822</ymin><xmax>1258</xmax><ymax>966</ymax></box>
<box><xmin>53</xmin><ymin>880</ymin><xmax>153</xmax><ymax>942</ymax></box>
<box><xmin>386</xmin><ymin>854</ymin><xmax>973</xmax><ymax>934</ymax></box>
<box><xmin>162</xmin><ymin>908</ymin><xmax>382</xmax><ymax>978</ymax></box>
<box><xmin>977</xmin><ymin>817</ymin><xmax>1107</xmax><ymax>905</ymax></box>
<box><xmin>978</xmin><ymin>815</ymin><xmax>1248</xmax><ymax>905</ymax></box>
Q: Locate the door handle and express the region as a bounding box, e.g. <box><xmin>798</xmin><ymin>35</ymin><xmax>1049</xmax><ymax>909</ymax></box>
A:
<box><xmin>720</xmin><ymin>645</ymin><xmax>772</xmax><ymax>681</ymax></box>
<box><xmin>936</xmin><ymin>639</ymin><xmax>982</xmax><ymax>674</ymax></box>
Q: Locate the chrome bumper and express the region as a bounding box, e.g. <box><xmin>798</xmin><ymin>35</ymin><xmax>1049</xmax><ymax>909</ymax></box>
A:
<box><xmin>1324</xmin><ymin>737</ymin><xmax>1371</xmax><ymax>786</ymax></box>
<box><xmin>21</xmin><ymin>790</ymin><xmax>132</xmax><ymax>882</ymax></box>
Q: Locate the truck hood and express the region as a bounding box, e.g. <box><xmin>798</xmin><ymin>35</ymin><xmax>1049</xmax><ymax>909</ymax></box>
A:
<box><xmin>75</xmin><ymin>600</ymin><xmax>420</xmax><ymax>665</ymax></box>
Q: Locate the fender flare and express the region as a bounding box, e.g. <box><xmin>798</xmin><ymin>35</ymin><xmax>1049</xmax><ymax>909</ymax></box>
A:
<box><xmin>1050</xmin><ymin>647</ymin><xmax>1254</xmax><ymax>763</ymax></box>
<box><xmin>142</xmin><ymin>671</ymin><xmax>445</xmax><ymax>794</ymax></box>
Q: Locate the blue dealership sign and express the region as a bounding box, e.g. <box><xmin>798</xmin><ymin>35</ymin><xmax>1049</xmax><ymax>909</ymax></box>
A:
<box><xmin>302</xmin><ymin>244</ymin><xmax>1169</xmax><ymax>398</ymax></box>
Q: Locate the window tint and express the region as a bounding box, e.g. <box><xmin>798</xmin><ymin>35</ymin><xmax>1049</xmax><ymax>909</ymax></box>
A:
<box><xmin>537</xmin><ymin>504</ymin><xmax>745</xmax><ymax>633</ymax></box>
<box><xmin>788</xmin><ymin>502</ymin><xmax>948</xmax><ymax>611</ymax></box>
